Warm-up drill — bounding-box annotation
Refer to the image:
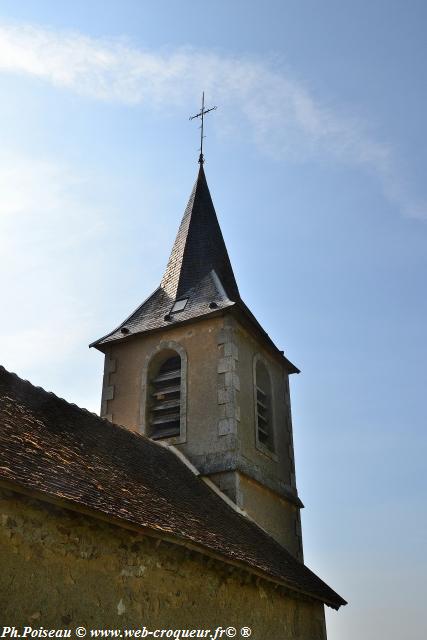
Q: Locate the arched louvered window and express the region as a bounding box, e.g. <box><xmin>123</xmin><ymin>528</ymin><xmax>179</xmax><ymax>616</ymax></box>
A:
<box><xmin>255</xmin><ymin>359</ymin><xmax>274</xmax><ymax>452</ymax></box>
<box><xmin>148</xmin><ymin>353</ymin><xmax>181</xmax><ymax>440</ymax></box>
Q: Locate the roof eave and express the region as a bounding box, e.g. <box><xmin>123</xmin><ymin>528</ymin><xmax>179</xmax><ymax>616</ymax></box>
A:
<box><xmin>89</xmin><ymin>287</ymin><xmax>163</xmax><ymax>351</ymax></box>
<box><xmin>90</xmin><ymin>297</ymin><xmax>300</xmax><ymax>376</ymax></box>
<box><xmin>230</xmin><ymin>302</ymin><xmax>300</xmax><ymax>374</ymax></box>
<box><xmin>90</xmin><ymin>304</ymin><xmax>236</xmax><ymax>351</ymax></box>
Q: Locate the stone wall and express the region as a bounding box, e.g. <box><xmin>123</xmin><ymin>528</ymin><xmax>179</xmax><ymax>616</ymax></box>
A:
<box><xmin>236</xmin><ymin>474</ymin><xmax>301</xmax><ymax>559</ymax></box>
<box><xmin>0</xmin><ymin>488</ymin><xmax>326</xmax><ymax>639</ymax></box>
<box><xmin>233</xmin><ymin>319</ymin><xmax>304</xmax><ymax>560</ymax></box>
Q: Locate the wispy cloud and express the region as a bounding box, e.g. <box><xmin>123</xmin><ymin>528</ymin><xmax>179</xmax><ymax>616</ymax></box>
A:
<box><xmin>0</xmin><ymin>22</ymin><xmax>425</xmax><ymax>218</ymax></box>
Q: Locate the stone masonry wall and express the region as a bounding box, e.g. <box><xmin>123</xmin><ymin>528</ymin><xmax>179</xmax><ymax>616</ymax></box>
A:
<box><xmin>0</xmin><ymin>488</ymin><xmax>327</xmax><ymax>640</ymax></box>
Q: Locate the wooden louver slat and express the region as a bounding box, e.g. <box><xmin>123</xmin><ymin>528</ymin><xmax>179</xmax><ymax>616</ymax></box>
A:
<box><xmin>149</xmin><ymin>355</ymin><xmax>181</xmax><ymax>440</ymax></box>
<box><xmin>256</xmin><ymin>382</ymin><xmax>270</xmax><ymax>446</ymax></box>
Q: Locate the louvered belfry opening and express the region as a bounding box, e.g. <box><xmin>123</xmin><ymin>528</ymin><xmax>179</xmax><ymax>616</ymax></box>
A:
<box><xmin>149</xmin><ymin>354</ymin><xmax>181</xmax><ymax>440</ymax></box>
<box><xmin>256</xmin><ymin>361</ymin><xmax>273</xmax><ymax>450</ymax></box>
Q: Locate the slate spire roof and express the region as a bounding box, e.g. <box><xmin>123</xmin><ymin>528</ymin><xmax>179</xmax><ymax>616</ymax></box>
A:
<box><xmin>161</xmin><ymin>165</ymin><xmax>239</xmax><ymax>301</ymax></box>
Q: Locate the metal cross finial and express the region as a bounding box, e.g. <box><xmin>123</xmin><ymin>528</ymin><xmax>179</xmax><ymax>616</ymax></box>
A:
<box><xmin>189</xmin><ymin>92</ymin><xmax>217</xmax><ymax>165</ymax></box>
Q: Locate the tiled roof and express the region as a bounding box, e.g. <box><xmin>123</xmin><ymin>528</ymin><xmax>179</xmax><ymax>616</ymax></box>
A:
<box><xmin>90</xmin><ymin>167</ymin><xmax>298</xmax><ymax>372</ymax></box>
<box><xmin>0</xmin><ymin>366</ymin><xmax>345</xmax><ymax>609</ymax></box>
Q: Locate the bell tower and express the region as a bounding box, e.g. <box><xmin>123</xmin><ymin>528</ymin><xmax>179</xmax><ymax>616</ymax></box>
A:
<box><xmin>91</xmin><ymin>164</ymin><xmax>304</xmax><ymax>561</ymax></box>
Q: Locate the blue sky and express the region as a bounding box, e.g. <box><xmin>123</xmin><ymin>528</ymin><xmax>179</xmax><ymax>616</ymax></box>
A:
<box><xmin>0</xmin><ymin>1</ymin><xmax>426</xmax><ymax>637</ymax></box>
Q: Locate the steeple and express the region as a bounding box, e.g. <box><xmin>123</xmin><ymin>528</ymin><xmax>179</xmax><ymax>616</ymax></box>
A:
<box><xmin>91</xmin><ymin>154</ymin><xmax>303</xmax><ymax>561</ymax></box>
<box><xmin>161</xmin><ymin>165</ymin><xmax>239</xmax><ymax>301</ymax></box>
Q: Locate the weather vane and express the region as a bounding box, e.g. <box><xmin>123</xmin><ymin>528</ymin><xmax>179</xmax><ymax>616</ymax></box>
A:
<box><xmin>189</xmin><ymin>92</ymin><xmax>217</xmax><ymax>165</ymax></box>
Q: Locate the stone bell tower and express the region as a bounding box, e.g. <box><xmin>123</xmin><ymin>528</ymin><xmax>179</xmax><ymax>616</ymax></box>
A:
<box><xmin>90</xmin><ymin>163</ymin><xmax>304</xmax><ymax>560</ymax></box>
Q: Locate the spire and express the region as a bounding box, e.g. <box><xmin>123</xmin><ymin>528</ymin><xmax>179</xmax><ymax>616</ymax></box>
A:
<box><xmin>161</xmin><ymin>165</ymin><xmax>240</xmax><ymax>301</ymax></box>
<box><xmin>90</xmin><ymin>163</ymin><xmax>299</xmax><ymax>374</ymax></box>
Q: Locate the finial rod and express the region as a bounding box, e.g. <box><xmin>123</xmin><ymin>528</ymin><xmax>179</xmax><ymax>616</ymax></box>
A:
<box><xmin>189</xmin><ymin>92</ymin><xmax>217</xmax><ymax>165</ymax></box>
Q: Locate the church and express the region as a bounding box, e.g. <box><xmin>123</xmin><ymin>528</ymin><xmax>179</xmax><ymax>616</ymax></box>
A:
<box><xmin>0</xmin><ymin>134</ymin><xmax>346</xmax><ymax>637</ymax></box>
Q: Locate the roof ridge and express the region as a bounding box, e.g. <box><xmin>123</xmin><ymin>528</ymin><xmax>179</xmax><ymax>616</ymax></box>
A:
<box><xmin>0</xmin><ymin>364</ymin><xmax>149</xmax><ymax>443</ymax></box>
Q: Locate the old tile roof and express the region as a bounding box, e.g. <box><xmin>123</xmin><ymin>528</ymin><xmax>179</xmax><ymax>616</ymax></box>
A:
<box><xmin>0</xmin><ymin>366</ymin><xmax>345</xmax><ymax>609</ymax></box>
<box><xmin>90</xmin><ymin>167</ymin><xmax>298</xmax><ymax>372</ymax></box>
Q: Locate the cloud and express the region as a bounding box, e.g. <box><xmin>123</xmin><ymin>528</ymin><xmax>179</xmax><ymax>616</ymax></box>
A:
<box><xmin>0</xmin><ymin>22</ymin><xmax>425</xmax><ymax>218</ymax></box>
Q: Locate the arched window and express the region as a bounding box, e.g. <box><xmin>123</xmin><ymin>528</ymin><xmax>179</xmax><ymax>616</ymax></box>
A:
<box><xmin>254</xmin><ymin>358</ymin><xmax>274</xmax><ymax>452</ymax></box>
<box><xmin>148</xmin><ymin>352</ymin><xmax>182</xmax><ymax>440</ymax></box>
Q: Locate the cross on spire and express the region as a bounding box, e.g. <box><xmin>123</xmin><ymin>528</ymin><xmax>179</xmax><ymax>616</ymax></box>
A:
<box><xmin>189</xmin><ymin>92</ymin><xmax>217</xmax><ymax>165</ymax></box>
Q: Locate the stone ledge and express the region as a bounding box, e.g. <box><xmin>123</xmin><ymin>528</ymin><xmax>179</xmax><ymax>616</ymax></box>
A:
<box><xmin>192</xmin><ymin>452</ymin><xmax>304</xmax><ymax>509</ymax></box>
